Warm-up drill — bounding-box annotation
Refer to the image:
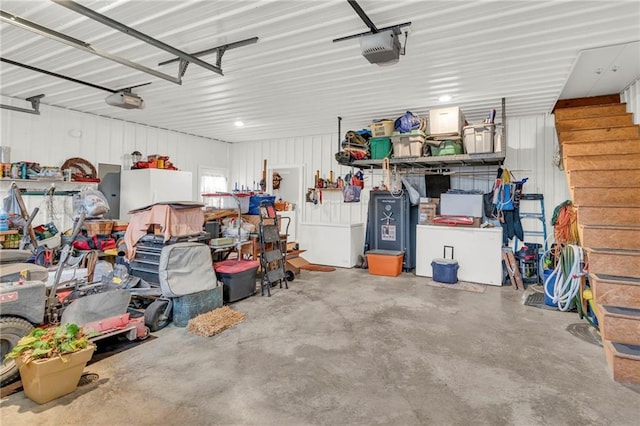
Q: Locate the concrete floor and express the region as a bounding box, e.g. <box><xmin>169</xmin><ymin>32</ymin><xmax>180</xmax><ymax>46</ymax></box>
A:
<box><xmin>1</xmin><ymin>268</ymin><xmax>639</xmax><ymax>425</ymax></box>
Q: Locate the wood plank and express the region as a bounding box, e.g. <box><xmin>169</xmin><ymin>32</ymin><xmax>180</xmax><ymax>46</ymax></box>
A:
<box><xmin>554</xmin><ymin>103</ymin><xmax>627</xmax><ymax>121</ymax></box>
<box><xmin>587</xmin><ymin>249</ymin><xmax>640</xmax><ymax>280</ymax></box>
<box><xmin>591</xmin><ymin>273</ymin><xmax>640</xmax><ymax>308</ymax></box>
<box><xmin>577</xmin><ymin>205</ymin><xmax>640</xmax><ymax>226</ymax></box>
<box><xmin>564</xmin><ymin>154</ymin><xmax>640</xmax><ymax>171</ymax></box>
<box><xmin>569</xmin><ymin>170</ymin><xmax>640</xmax><ymax>188</ymax></box>
<box><xmin>599</xmin><ymin>305</ymin><xmax>640</xmax><ymax>345</ymax></box>
<box><xmin>577</xmin><ymin>206</ymin><xmax>640</xmax><ymax>226</ymax></box>
<box><xmin>603</xmin><ymin>340</ymin><xmax>640</xmax><ymax>384</ymax></box>
<box><xmin>559</xmin><ymin>126</ymin><xmax>640</xmax><ymax>142</ymax></box>
<box><xmin>555</xmin><ymin>114</ymin><xmax>634</xmax><ymax>131</ymax></box>
<box><xmin>581</xmin><ymin>225</ymin><xmax>640</xmax><ymax>250</ymax></box>
<box><xmin>553</xmin><ymin>94</ymin><xmax>621</xmax><ymax>111</ymax></box>
<box><xmin>562</xmin><ymin>139</ymin><xmax>640</xmax><ymax>157</ymax></box>
<box><xmin>572</xmin><ymin>187</ymin><xmax>640</xmax><ymax>206</ymax></box>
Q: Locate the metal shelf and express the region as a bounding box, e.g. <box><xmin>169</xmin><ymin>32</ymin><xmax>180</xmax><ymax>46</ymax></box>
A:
<box><xmin>350</xmin><ymin>151</ymin><xmax>506</xmax><ymax>170</ymax></box>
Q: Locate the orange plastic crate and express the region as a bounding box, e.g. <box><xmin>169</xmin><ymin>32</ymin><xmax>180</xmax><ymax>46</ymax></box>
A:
<box><xmin>366</xmin><ymin>250</ymin><xmax>404</xmax><ymax>277</ymax></box>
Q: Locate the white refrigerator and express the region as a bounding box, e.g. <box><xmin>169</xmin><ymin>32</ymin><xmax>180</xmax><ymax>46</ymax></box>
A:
<box><xmin>119</xmin><ymin>169</ymin><xmax>193</xmax><ymax>220</ymax></box>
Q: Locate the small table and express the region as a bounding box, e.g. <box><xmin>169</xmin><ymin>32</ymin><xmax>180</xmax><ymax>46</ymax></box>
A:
<box><xmin>210</xmin><ymin>240</ymin><xmax>251</xmax><ymax>261</ymax></box>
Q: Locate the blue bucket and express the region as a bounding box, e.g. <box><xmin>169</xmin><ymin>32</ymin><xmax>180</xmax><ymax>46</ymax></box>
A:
<box><xmin>543</xmin><ymin>269</ymin><xmax>557</xmax><ymax>307</ymax></box>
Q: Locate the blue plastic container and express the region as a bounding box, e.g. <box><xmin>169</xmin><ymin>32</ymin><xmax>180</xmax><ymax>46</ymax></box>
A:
<box><xmin>543</xmin><ymin>269</ymin><xmax>557</xmax><ymax>307</ymax></box>
<box><xmin>248</xmin><ymin>195</ymin><xmax>276</xmax><ymax>215</ymax></box>
<box><xmin>0</xmin><ymin>209</ymin><xmax>9</xmax><ymax>231</ymax></box>
<box><xmin>431</xmin><ymin>258</ymin><xmax>459</xmax><ymax>284</ymax></box>
<box><xmin>172</xmin><ymin>287</ymin><xmax>223</xmax><ymax>327</ymax></box>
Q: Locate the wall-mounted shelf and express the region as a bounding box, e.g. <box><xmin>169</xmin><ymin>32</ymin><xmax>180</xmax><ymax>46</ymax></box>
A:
<box><xmin>350</xmin><ymin>151</ymin><xmax>506</xmax><ymax>170</ymax></box>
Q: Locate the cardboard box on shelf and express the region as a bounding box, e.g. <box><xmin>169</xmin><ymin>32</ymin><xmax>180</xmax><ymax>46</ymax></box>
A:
<box><xmin>419</xmin><ymin>197</ymin><xmax>439</xmax><ymax>224</ymax></box>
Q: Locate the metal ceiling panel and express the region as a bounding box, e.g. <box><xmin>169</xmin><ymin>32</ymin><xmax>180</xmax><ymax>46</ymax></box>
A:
<box><xmin>1</xmin><ymin>0</ymin><xmax>639</xmax><ymax>142</ymax></box>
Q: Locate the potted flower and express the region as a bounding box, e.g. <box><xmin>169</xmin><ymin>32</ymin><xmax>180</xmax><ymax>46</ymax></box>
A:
<box><xmin>4</xmin><ymin>323</ymin><xmax>96</xmax><ymax>404</ymax></box>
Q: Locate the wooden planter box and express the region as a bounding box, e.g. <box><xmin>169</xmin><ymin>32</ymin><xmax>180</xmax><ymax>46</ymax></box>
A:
<box><xmin>16</xmin><ymin>345</ymin><xmax>95</xmax><ymax>404</ymax></box>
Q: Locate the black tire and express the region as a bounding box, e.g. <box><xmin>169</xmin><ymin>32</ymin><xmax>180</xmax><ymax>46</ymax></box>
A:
<box><xmin>285</xmin><ymin>270</ymin><xmax>295</xmax><ymax>282</ymax></box>
<box><xmin>1</xmin><ymin>317</ymin><xmax>35</xmax><ymax>387</ymax></box>
<box><xmin>144</xmin><ymin>300</ymin><xmax>171</xmax><ymax>332</ymax></box>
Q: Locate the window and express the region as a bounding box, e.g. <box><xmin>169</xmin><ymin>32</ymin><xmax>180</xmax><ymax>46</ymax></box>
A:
<box><xmin>199</xmin><ymin>166</ymin><xmax>228</xmax><ymax>198</ymax></box>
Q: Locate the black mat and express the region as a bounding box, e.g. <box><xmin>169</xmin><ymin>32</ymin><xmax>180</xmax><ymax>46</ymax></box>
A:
<box><xmin>523</xmin><ymin>292</ymin><xmax>557</xmax><ymax>310</ymax></box>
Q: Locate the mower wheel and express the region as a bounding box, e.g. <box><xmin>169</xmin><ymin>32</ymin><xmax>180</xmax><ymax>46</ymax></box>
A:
<box><xmin>1</xmin><ymin>317</ymin><xmax>35</xmax><ymax>387</ymax></box>
<box><xmin>285</xmin><ymin>270</ymin><xmax>295</xmax><ymax>282</ymax></box>
<box><xmin>144</xmin><ymin>300</ymin><xmax>171</xmax><ymax>332</ymax></box>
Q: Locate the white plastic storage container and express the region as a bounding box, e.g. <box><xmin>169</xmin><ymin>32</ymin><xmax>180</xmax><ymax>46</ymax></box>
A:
<box><xmin>391</xmin><ymin>133</ymin><xmax>426</xmax><ymax>157</ymax></box>
<box><xmin>463</xmin><ymin>124</ymin><xmax>495</xmax><ymax>154</ymax></box>
<box><xmin>428</xmin><ymin>107</ymin><xmax>465</xmax><ymax>136</ymax></box>
<box><xmin>440</xmin><ymin>193</ymin><xmax>484</xmax><ymax>217</ymax></box>
<box><xmin>202</xmin><ymin>193</ymin><xmax>250</xmax><ymax>213</ymax></box>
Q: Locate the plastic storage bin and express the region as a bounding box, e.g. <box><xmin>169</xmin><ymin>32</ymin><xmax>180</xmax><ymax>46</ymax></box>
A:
<box><xmin>430</xmin><ymin>140</ymin><xmax>464</xmax><ymax>156</ymax></box>
<box><xmin>202</xmin><ymin>193</ymin><xmax>250</xmax><ymax>213</ymax></box>
<box><xmin>214</xmin><ymin>259</ymin><xmax>259</xmax><ymax>302</ymax></box>
<box><xmin>463</xmin><ymin>124</ymin><xmax>495</xmax><ymax>154</ymax></box>
<box><xmin>369</xmin><ymin>120</ymin><xmax>394</xmax><ymax>137</ymax></box>
<box><xmin>366</xmin><ymin>249</ymin><xmax>404</xmax><ymax>277</ymax></box>
<box><xmin>428</xmin><ymin>107</ymin><xmax>464</xmax><ymax>135</ymax></box>
<box><xmin>391</xmin><ymin>132</ymin><xmax>426</xmax><ymax>158</ymax></box>
<box><xmin>172</xmin><ymin>286</ymin><xmax>223</xmax><ymax>327</ymax></box>
<box><xmin>370</xmin><ymin>137</ymin><xmax>392</xmax><ymax>159</ymax></box>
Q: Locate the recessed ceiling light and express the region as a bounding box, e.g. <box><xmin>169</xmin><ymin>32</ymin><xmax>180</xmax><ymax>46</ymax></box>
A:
<box><xmin>438</xmin><ymin>95</ymin><xmax>452</xmax><ymax>102</ymax></box>
<box><xmin>234</xmin><ymin>120</ymin><xmax>244</xmax><ymax>128</ymax></box>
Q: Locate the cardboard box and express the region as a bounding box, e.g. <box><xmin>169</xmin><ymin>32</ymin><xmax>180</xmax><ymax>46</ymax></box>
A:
<box><xmin>419</xmin><ymin>198</ymin><xmax>439</xmax><ymax>224</ymax></box>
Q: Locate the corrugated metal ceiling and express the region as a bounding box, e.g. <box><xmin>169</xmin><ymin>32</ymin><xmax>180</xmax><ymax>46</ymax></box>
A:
<box><xmin>1</xmin><ymin>0</ymin><xmax>639</xmax><ymax>142</ymax></box>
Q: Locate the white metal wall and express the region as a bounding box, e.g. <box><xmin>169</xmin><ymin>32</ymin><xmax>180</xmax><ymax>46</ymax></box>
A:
<box><xmin>621</xmin><ymin>77</ymin><xmax>640</xmax><ymax>125</ymax></box>
<box><xmin>230</xmin><ymin>113</ymin><xmax>571</xmax><ymax>237</ymax></box>
<box><xmin>0</xmin><ymin>95</ymin><xmax>230</xmax><ymax>203</ymax></box>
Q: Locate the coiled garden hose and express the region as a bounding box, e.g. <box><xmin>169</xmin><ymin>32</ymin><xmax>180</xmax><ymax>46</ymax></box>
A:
<box><xmin>544</xmin><ymin>244</ymin><xmax>584</xmax><ymax>312</ymax></box>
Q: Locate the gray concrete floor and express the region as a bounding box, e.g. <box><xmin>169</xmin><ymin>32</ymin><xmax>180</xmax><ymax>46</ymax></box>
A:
<box><xmin>2</xmin><ymin>268</ymin><xmax>639</xmax><ymax>425</ymax></box>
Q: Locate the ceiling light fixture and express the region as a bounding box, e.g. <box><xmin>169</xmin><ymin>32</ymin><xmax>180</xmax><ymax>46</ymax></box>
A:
<box><xmin>234</xmin><ymin>120</ymin><xmax>244</xmax><ymax>128</ymax></box>
<box><xmin>438</xmin><ymin>95</ymin><xmax>452</xmax><ymax>102</ymax></box>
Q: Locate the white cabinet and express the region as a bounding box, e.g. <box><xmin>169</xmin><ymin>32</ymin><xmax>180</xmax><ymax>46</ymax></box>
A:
<box><xmin>119</xmin><ymin>169</ymin><xmax>193</xmax><ymax>220</ymax></box>
<box><xmin>415</xmin><ymin>225</ymin><xmax>503</xmax><ymax>285</ymax></box>
<box><xmin>298</xmin><ymin>222</ymin><xmax>365</xmax><ymax>268</ymax></box>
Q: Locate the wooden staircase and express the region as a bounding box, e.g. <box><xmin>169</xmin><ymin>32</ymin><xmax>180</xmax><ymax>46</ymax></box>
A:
<box><xmin>555</xmin><ymin>94</ymin><xmax>640</xmax><ymax>384</ymax></box>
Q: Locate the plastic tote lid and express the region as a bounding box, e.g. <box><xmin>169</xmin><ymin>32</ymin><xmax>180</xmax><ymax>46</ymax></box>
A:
<box><xmin>432</xmin><ymin>258</ymin><xmax>458</xmax><ymax>265</ymax></box>
<box><xmin>366</xmin><ymin>250</ymin><xmax>404</xmax><ymax>256</ymax></box>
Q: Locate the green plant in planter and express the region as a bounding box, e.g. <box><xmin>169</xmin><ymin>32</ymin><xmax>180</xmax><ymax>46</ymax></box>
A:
<box><xmin>4</xmin><ymin>323</ymin><xmax>90</xmax><ymax>364</ymax></box>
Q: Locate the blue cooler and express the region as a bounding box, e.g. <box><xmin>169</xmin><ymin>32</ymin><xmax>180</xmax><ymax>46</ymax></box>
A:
<box><xmin>248</xmin><ymin>194</ymin><xmax>276</xmax><ymax>215</ymax></box>
<box><xmin>431</xmin><ymin>245</ymin><xmax>459</xmax><ymax>284</ymax></box>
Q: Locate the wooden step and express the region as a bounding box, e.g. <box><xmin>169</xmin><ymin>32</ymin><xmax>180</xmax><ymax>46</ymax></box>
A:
<box><xmin>603</xmin><ymin>340</ymin><xmax>640</xmax><ymax>384</ymax></box>
<box><xmin>564</xmin><ymin>154</ymin><xmax>640</xmax><ymax>171</ymax></box>
<box><xmin>591</xmin><ymin>274</ymin><xmax>640</xmax><ymax>309</ymax></box>
<box><xmin>587</xmin><ymin>249</ymin><xmax>640</xmax><ymax>280</ymax></box>
<box><xmin>559</xmin><ymin>126</ymin><xmax>640</xmax><ymax>143</ymax></box>
<box><xmin>598</xmin><ymin>305</ymin><xmax>640</xmax><ymax>346</ymax></box>
<box><xmin>572</xmin><ymin>187</ymin><xmax>640</xmax><ymax>206</ymax></box>
<box><xmin>556</xmin><ymin>114</ymin><xmax>634</xmax><ymax>132</ymax></box>
<box><xmin>562</xmin><ymin>139</ymin><xmax>640</xmax><ymax>157</ymax></box>
<box><xmin>577</xmin><ymin>206</ymin><xmax>640</xmax><ymax>226</ymax></box>
<box><xmin>554</xmin><ymin>102</ymin><xmax>626</xmax><ymax>120</ymax></box>
<box><xmin>554</xmin><ymin>95</ymin><xmax>621</xmax><ymax>112</ymax></box>
<box><xmin>581</xmin><ymin>225</ymin><xmax>640</xmax><ymax>251</ymax></box>
<box><xmin>569</xmin><ymin>169</ymin><xmax>640</xmax><ymax>188</ymax></box>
